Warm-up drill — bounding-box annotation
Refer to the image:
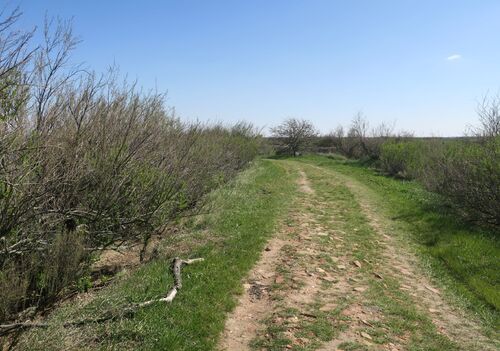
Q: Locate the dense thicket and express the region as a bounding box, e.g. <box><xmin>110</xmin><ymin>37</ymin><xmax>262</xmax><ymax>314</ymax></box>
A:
<box><xmin>0</xmin><ymin>10</ymin><xmax>259</xmax><ymax>321</ymax></box>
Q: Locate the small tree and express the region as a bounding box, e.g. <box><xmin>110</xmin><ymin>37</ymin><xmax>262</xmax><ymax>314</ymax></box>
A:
<box><xmin>271</xmin><ymin>118</ymin><xmax>317</xmax><ymax>156</ymax></box>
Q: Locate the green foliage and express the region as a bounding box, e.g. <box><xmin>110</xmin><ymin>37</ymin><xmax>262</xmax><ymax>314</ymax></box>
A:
<box><xmin>0</xmin><ymin>70</ymin><xmax>28</xmax><ymax>122</ymax></box>
<box><xmin>0</xmin><ymin>119</ymin><xmax>261</xmax><ymax>321</ymax></box>
<box><xmin>379</xmin><ymin>137</ymin><xmax>500</xmax><ymax>226</ymax></box>
<box><xmin>421</xmin><ymin>137</ymin><xmax>500</xmax><ymax>225</ymax></box>
<box><xmin>379</xmin><ymin>140</ymin><xmax>427</xmax><ymax>179</ymax></box>
<box><xmin>76</xmin><ymin>275</ymin><xmax>92</xmax><ymax>293</ymax></box>
<box><xmin>0</xmin><ymin>47</ymin><xmax>261</xmax><ymax>325</ymax></box>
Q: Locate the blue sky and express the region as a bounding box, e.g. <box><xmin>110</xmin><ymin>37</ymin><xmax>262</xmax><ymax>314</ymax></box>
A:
<box><xmin>17</xmin><ymin>0</ymin><xmax>500</xmax><ymax>136</ymax></box>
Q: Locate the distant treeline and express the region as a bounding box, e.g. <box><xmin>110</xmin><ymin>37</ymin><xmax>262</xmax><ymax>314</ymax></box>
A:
<box><xmin>0</xmin><ymin>10</ymin><xmax>260</xmax><ymax>322</ymax></box>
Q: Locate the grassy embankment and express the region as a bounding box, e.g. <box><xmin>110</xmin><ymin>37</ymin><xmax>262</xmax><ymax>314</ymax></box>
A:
<box><xmin>13</xmin><ymin>159</ymin><xmax>297</xmax><ymax>351</ymax></box>
<box><xmin>295</xmin><ymin>155</ymin><xmax>499</xmax><ymax>330</ymax></box>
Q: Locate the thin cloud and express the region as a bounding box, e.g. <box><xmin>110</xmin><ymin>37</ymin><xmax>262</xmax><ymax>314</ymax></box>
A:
<box><xmin>447</xmin><ymin>54</ymin><xmax>462</xmax><ymax>61</ymax></box>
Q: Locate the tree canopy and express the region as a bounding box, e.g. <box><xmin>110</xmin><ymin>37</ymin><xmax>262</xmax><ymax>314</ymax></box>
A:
<box><xmin>271</xmin><ymin>118</ymin><xmax>317</xmax><ymax>156</ymax></box>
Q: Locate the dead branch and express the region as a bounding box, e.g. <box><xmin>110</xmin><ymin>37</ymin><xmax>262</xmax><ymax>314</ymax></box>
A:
<box><xmin>134</xmin><ymin>257</ymin><xmax>204</xmax><ymax>307</ymax></box>
<box><xmin>0</xmin><ymin>257</ymin><xmax>203</xmax><ymax>337</ymax></box>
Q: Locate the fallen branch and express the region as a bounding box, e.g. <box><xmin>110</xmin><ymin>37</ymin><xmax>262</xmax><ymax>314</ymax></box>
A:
<box><xmin>0</xmin><ymin>257</ymin><xmax>203</xmax><ymax>337</ymax></box>
<box><xmin>134</xmin><ymin>257</ymin><xmax>204</xmax><ymax>307</ymax></box>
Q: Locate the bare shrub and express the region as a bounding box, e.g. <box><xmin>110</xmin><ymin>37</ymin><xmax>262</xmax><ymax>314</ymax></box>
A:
<box><xmin>326</xmin><ymin>103</ymin><xmax>498</xmax><ymax>227</ymax></box>
<box><xmin>0</xmin><ymin>10</ymin><xmax>260</xmax><ymax>322</ymax></box>
<box><xmin>413</xmin><ymin>97</ymin><xmax>500</xmax><ymax>226</ymax></box>
<box><xmin>326</xmin><ymin>124</ymin><xmax>360</xmax><ymax>157</ymax></box>
<box><xmin>336</xmin><ymin>112</ymin><xmax>400</xmax><ymax>159</ymax></box>
<box><xmin>329</xmin><ymin>125</ymin><xmax>345</xmax><ymax>152</ymax></box>
<box><xmin>379</xmin><ymin>98</ymin><xmax>499</xmax><ymax>226</ymax></box>
<box><xmin>470</xmin><ymin>95</ymin><xmax>500</xmax><ymax>138</ymax></box>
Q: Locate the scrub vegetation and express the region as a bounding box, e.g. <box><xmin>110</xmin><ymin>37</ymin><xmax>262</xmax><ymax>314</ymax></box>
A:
<box><xmin>321</xmin><ymin>102</ymin><xmax>500</xmax><ymax>227</ymax></box>
<box><xmin>0</xmin><ymin>8</ymin><xmax>260</xmax><ymax>323</ymax></box>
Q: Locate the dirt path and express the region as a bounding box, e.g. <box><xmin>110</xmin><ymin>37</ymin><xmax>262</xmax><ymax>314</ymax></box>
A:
<box><xmin>220</xmin><ymin>169</ymin><xmax>321</xmax><ymax>350</ymax></box>
<box><xmin>324</xmin><ymin>169</ymin><xmax>494</xmax><ymax>350</ymax></box>
<box><xmin>219</xmin><ymin>161</ymin><xmax>497</xmax><ymax>351</ymax></box>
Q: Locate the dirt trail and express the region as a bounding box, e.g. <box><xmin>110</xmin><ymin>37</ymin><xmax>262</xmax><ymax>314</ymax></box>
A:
<box><xmin>311</xmin><ymin>164</ymin><xmax>497</xmax><ymax>351</ymax></box>
<box><xmin>219</xmin><ymin>162</ymin><xmax>497</xmax><ymax>351</ymax></box>
<box><xmin>220</xmin><ymin>235</ymin><xmax>288</xmax><ymax>350</ymax></box>
<box><xmin>309</xmin><ymin>164</ymin><xmax>496</xmax><ymax>351</ymax></box>
<box><xmin>220</xmin><ymin>170</ymin><xmax>320</xmax><ymax>350</ymax></box>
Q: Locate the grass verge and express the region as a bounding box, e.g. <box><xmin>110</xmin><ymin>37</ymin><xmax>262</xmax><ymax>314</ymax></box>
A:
<box><xmin>11</xmin><ymin>159</ymin><xmax>297</xmax><ymax>351</ymax></box>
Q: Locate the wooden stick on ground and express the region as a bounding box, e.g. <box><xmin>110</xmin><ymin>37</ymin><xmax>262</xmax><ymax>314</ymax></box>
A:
<box><xmin>0</xmin><ymin>257</ymin><xmax>204</xmax><ymax>337</ymax></box>
<box><xmin>135</xmin><ymin>257</ymin><xmax>204</xmax><ymax>307</ymax></box>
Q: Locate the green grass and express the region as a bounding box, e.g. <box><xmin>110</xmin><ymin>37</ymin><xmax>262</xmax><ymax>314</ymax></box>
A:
<box><xmin>295</xmin><ymin>155</ymin><xmax>499</xmax><ymax>330</ymax></box>
<box><xmin>14</xmin><ymin>159</ymin><xmax>297</xmax><ymax>351</ymax></box>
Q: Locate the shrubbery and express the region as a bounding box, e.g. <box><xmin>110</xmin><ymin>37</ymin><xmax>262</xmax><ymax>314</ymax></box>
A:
<box><xmin>379</xmin><ymin>137</ymin><xmax>499</xmax><ymax>226</ymax></box>
<box><xmin>325</xmin><ymin>113</ymin><xmax>413</xmax><ymax>160</ymax></box>
<box><xmin>0</xmin><ymin>10</ymin><xmax>260</xmax><ymax>321</ymax></box>
<box><xmin>328</xmin><ymin>102</ymin><xmax>499</xmax><ymax>228</ymax></box>
<box><xmin>379</xmin><ymin>139</ymin><xmax>429</xmax><ymax>179</ymax></box>
<box><xmin>421</xmin><ymin>137</ymin><xmax>500</xmax><ymax>225</ymax></box>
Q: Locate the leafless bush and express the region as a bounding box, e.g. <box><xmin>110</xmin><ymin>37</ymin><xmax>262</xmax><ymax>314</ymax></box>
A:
<box><xmin>417</xmin><ymin>137</ymin><xmax>500</xmax><ymax>226</ymax></box>
<box><xmin>469</xmin><ymin>94</ymin><xmax>500</xmax><ymax>138</ymax></box>
<box><xmin>326</xmin><ymin>104</ymin><xmax>498</xmax><ymax>226</ymax></box>
<box><xmin>377</xmin><ymin>95</ymin><xmax>499</xmax><ymax>225</ymax></box>
<box><xmin>326</xmin><ymin>124</ymin><xmax>358</xmax><ymax>157</ymax></box>
<box><xmin>0</xmin><ymin>10</ymin><xmax>260</xmax><ymax>321</ymax></box>
<box><xmin>329</xmin><ymin>125</ymin><xmax>344</xmax><ymax>151</ymax></box>
<box><xmin>332</xmin><ymin>112</ymin><xmax>399</xmax><ymax>159</ymax></box>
